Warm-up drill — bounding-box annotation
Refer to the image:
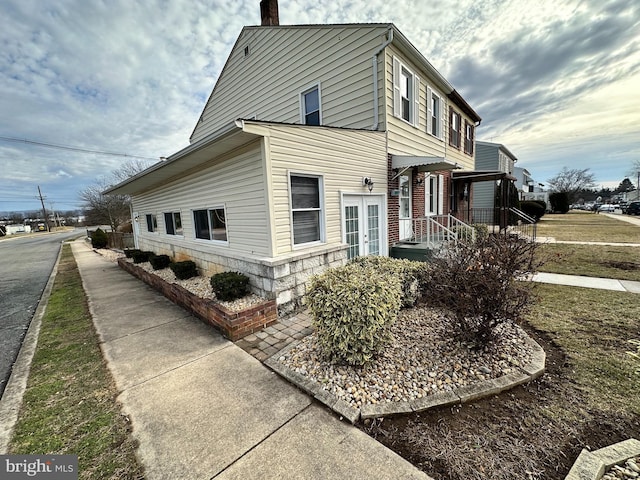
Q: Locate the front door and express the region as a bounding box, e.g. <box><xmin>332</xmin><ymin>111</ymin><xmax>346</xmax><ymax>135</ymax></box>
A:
<box><xmin>343</xmin><ymin>195</ymin><xmax>383</xmax><ymax>260</ymax></box>
<box><xmin>399</xmin><ymin>174</ymin><xmax>412</xmax><ymax>240</ymax></box>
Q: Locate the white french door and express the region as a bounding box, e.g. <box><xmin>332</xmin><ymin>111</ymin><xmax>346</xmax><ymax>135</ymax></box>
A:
<box><xmin>343</xmin><ymin>195</ymin><xmax>384</xmax><ymax>260</ymax></box>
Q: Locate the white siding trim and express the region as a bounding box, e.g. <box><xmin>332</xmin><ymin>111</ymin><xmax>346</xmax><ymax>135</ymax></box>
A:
<box><xmin>392</xmin><ymin>57</ymin><xmax>401</xmax><ymax>119</ymax></box>
<box><xmin>437</xmin><ymin>174</ymin><xmax>444</xmax><ymax>215</ymax></box>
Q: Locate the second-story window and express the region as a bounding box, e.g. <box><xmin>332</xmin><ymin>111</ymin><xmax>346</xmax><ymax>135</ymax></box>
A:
<box><xmin>393</xmin><ymin>57</ymin><xmax>420</xmax><ymax>127</ymax></box>
<box><xmin>449</xmin><ymin>108</ymin><xmax>461</xmax><ymax>149</ymax></box>
<box><xmin>301</xmin><ymin>84</ymin><xmax>321</xmax><ymax>126</ymax></box>
<box><xmin>427</xmin><ymin>86</ymin><xmax>443</xmax><ymax>139</ymax></box>
<box><xmin>464</xmin><ymin>121</ymin><xmax>474</xmax><ymax>155</ymax></box>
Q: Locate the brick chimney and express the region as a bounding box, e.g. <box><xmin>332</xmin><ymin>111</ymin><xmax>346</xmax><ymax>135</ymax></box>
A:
<box><xmin>260</xmin><ymin>0</ymin><xmax>279</xmax><ymax>26</ymax></box>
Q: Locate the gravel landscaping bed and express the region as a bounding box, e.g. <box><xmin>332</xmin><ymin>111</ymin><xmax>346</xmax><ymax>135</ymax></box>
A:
<box><xmin>602</xmin><ymin>457</ymin><xmax>640</xmax><ymax>479</ymax></box>
<box><xmin>278</xmin><ymin>306</ymin><xmax>534</xmax><ymax>409</ymax></box>
<box><xmin>97</xmin><ymin>248</ymin><xmax>265</xmax><ymax>312</ymax></box>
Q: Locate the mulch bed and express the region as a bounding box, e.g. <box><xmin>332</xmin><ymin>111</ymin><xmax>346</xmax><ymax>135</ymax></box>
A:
<box><xmin>360</xmin><ymin>323</ymin><xmax>640</xmax><ymax>480</ymax></box>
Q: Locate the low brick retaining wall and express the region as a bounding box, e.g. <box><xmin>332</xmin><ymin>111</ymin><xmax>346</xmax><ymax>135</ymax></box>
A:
<box><xmin>118</xmin><ymin>258</ymin><xmax>277</xmax><ymax>340</ymax></box>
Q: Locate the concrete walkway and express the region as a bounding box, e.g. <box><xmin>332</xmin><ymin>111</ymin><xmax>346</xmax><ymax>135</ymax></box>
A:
<box><xmin>530</xmin><ymin>272</ymin><xmax>640</xmax><ymax>293</ymax></box>
<box><xmin>70</xmin><ymin>240</ymin><xmax>431</xmax><ymax>480</ymax></box>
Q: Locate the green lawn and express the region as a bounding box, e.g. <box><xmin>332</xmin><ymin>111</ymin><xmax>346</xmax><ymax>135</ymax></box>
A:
<box><xmin>536</xmin><ymin>211</ymin><xmax>640</xmax><ymax>243</ymax></box>
<box><xmin>538</xmin><ymin>243</ymin><xmax>640</xmax><ymax>281</ymax></box>
<box><xmin>9</xmin><ymin>244</ymin><xmax>144</xmax><ymax>480</ymax></box>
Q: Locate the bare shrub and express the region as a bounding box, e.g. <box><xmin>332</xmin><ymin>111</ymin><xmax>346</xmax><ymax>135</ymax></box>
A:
<box><xmin>423</xmin><ymin>234</ymin><xmax>541</xmax><ymax>346</ymax></box>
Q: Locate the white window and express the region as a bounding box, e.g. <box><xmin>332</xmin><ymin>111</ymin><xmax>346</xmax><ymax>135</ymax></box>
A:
<box><xmin>193</xmin><ymin>207</ymin><xmax>227</xmax><ymax>242</ymax></box>
<box><xmin>425</xmin><ymin>174</ymin><xmax>444</xmax><ymax>215</ymax></box>
<box><xmin>426</xmin><ymin>86</ymin><xmax>444</xmax><ymax>139</ymax></box>
<box><xmin>145</xmin><ymin>214</ymin><xmax>157</xmax><ymax>232</ymax></box>
<box><xmin>164</xmin><ymin>212</ymin><xmax>182</xmax><ymax>235</ymax></box>
<box><xmin>290</xmin><ymin>174</ymin><xmax>324</xmax><ymax>245</ymax></box>
<box><xmin>300</xmin><ymin>84</ymin><xmax>321</xmax><ymax>126</ymax></box>
<box><xmin>393</xmin><ymin>57</ymin><xmax>420</xmax><ymax>127</ymax></box>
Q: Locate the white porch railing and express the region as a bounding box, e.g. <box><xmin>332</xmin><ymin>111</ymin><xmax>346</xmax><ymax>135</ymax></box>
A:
<box><xmin>408</xmin><ymin>215</ymin><xmax>475</xmax><ymax>247</ymax></box>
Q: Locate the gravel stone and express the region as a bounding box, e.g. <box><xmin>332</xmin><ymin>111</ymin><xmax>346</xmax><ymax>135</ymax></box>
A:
<box><xmin>277</xmin><ymin>306</ymin><xmax>534</xmax><ymax>409</ymax></box>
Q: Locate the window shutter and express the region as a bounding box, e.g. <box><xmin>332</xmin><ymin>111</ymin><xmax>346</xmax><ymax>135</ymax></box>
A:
<box><xmin>448</xmin><ymin>108</ymin><xmax>453</xmax><ymax>145</ymax></box>
<box><xmin>393</xmin><ymin>57</ymin><xmax>401</xmax><ymax>119</ymax></box>
<box><xmin>440</xmin><ymin>98</ymin><xmax>446</xmax><ymax>140</ymax></box>
<box><xmin>413</xmin><ymin>75</ymin><xmax>420</xmax><ymax>127</ymax></box>
<box><xmin>424</xmin><ymin>175</ymin><xmax>431</xmax><ymax>215</ymax></box>
<box><xmin>438</xmin><ymin>174</ymin><xmax>444</xmax><ymax>215</ymax></box>
<box><xmin>426</xmin><ymin>86</ymin><xmax>433</xmax><ymax>134</ymax></box>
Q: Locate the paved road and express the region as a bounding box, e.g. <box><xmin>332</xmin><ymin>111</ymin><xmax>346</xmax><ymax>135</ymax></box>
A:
<box><xmin>0</xmin><ymin>229</ymin><xmax>83</xmax><ymax>398</ymax></box>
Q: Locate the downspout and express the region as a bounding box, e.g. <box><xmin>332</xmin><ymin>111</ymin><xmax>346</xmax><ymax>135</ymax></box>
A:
<box><xmin>372</xmin><ymin>27</ymin><xmax>394</xmax><ymax>130</ymax></box>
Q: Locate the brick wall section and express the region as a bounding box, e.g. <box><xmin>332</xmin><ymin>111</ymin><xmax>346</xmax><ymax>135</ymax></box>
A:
<box><xmin>118</xmin><ymin>259</ymin><xmax>277</xmax><ymax>340</ymax></box>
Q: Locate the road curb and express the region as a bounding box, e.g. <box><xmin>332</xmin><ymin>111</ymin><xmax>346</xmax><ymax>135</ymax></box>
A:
<box><xmin>0</xmin><ymin>243</ymin><xmax>64</xmax><ymax>453</ymax></box>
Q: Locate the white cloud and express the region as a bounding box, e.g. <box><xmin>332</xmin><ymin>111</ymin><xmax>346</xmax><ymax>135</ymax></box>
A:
<box><xmin>1</xmin><ymin>0</ymin><xmax>639</xmax><ymax>212</ymax></box>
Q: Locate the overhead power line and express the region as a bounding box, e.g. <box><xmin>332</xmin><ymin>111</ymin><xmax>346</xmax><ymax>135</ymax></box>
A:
<box><xmin>0</xmin><ymin>135</ymin><xmax>158</xmax><ymax>160</ymax></box>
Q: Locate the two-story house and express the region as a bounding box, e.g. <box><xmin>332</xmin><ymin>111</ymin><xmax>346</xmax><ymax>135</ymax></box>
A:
<box><xmin>106</xmin><ymin>0</ymin><xmax>481</xmax><ymax>314</ymax></box>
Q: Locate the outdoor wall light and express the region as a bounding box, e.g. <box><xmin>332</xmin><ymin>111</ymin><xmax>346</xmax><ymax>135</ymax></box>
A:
<box><xmin>362</xmin><ymin>177</ymin><xmax>374</xmax><ymax>192</ymax></box>
<box><xmin>415</xmin><ymin>176</ymin><xmax>424</xmax><ymax>186</ymax></box>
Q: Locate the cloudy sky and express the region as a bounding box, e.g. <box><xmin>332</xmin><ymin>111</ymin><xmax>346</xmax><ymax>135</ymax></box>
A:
<box><xmin>1</xmin><ymin>0</ymin><xmax>639</xmax><ymax>213</ymax></box>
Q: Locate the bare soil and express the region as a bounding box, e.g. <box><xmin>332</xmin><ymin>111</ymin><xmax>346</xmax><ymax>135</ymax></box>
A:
<box><xmin>360</xmin><ymin>323</ymin><xmax>640</xmax><ymax>480</ymax></box>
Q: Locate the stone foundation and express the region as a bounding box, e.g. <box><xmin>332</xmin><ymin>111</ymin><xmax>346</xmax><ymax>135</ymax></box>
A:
<box><xmin>118</xmin><ymin>258</ymin><xmax>277</xmax><ymax>340</ymax></box>
<box><xmin>135</xmin><ymin>238</ymin><xmax>348</xmax><ymax>315</ymax></box>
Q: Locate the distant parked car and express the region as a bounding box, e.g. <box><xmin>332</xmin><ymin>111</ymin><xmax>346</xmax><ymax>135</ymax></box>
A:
<box><xmin>598</xmin><ymin>204</ymin><xmax>616</xmax><ymax>212</ymax></box>
<box><xmin>626</xmin><ymin>201</ymin><xmax>640</xmax><ymax>215</ymax></box>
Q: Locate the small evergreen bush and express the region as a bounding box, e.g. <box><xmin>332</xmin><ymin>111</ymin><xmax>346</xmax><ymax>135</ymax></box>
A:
<box><xmin>306</xmin><ymin>263</ymin><xmax>402</xmax><ymax>366</ymax></box>
<box><xmin>349</xmin><ymin>256</ymin><xmax>428</xmax><ymax>308</ymax></box>
<box><xmin>169</xmin><ymin>260</ymin><xmax>198</xmax><ymax>280</ymax></box>
<box><xmin>210</xmin><ymin>271</ymin><xmax>250</xmax><ymax>301</ymax></box>
<box><xmin>149</xmin><ymin>254</ymin><xmax>171</xmax><ymax>270</ymax></box>
<box><xmin>132</xmin><ymin>250</ymin><xmax>153</xmax><ymax>264</ymax></box>
<box><xmin>124</xmin><ymin>248</ymin><xmax>141</xmax><ymax>258</ymax></box>
<box><xmin>91</xmin><ymin>228</ymin><xmax>108</xmax><ymax>249</ymax></box>
<box><xmin>549</xmin><ymin>192</ymin><xmax>570</xmax><ymax>213</ymax></box>
<box><xmin>520</xmin><ymin>201</ymin><xmax>545</xmax><ymax>220</ymax></box>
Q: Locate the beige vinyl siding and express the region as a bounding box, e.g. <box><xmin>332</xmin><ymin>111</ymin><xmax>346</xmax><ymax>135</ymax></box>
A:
<box><xmin>254</xmin><ymin>124</ymin><xmax>387</xmax><ymax>256</ymax></box>
<box><xmin>384</xmin><ymin>45</ymin><xmax>475</xmax><ymax>170</ymax></box>
<box><xmin>191</xmin><ymin>25</ymin><xmax>388</xmax><ymax>142</ymax></box>
<box><xmin>132</xmin><ymin>141</ymin><xmax>270</xmax><ymax>257</ymax></box>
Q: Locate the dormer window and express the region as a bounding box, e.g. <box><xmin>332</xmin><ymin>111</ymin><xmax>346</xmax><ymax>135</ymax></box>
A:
<box><xmin>300</xmin><ymin>84</ymin><xmax>321</xmax><ymax>126</ymax></box>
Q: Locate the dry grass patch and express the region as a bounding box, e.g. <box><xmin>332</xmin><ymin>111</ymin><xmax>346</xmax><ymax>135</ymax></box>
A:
<box><xmin>363</xmin><ymin>284</ymin><xmax>640</xmax><ymax>480</ymax></box>
<box><xmin>9</xmin><ymin>244</ymin><xmax>143</xmax><ymax>479</ymax></box>
<box><xmin>538</xmin><ymin>243</ymin><xmax>640</xmax><ymax>281</ymax></box>
<box><xmin>536</xmin><ymin>211</ymin><xmax>640</xmax><ymax>243</ymax></box>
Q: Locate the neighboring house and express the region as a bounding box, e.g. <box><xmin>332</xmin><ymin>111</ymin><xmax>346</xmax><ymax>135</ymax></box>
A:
<box><xmin>106</xmin><ymin>0</ymin><xmax>482</xmax><ymax>314</ymax></box>
<box><xmin>466</xmin><ymin>141</ymin><xmax>518</xmax><ymax>216</ymax></box>
<box><xmin>514</xmin><ymin>166</ymin><xmax>550</xmax><ymax>208</ymax></box>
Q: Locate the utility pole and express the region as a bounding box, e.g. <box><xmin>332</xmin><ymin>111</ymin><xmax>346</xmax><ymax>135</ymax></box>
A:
<box><xmin>37</xmin><ymin>185</ymin><xmax>50</xmax><ymax>232</ymax></box>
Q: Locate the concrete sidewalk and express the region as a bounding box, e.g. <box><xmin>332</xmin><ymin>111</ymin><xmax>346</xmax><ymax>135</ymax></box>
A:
<box><xmin>531</xmin><ymin>272</ymin><xmax>640</xmax><ymax>293</ymax></box>
<box><xmin>70</xmin><ymin>240</ymin><xmax>431</xmax><ymax>480</ymax></box>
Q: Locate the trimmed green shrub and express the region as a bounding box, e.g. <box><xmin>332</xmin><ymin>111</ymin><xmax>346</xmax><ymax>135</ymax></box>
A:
<box><xmin>91</xmin><ymin>228</ymin><xmax>108</xmax><ymax>249</ymax></box>
<box><xmin>549</xmin><ymin>192</ymin><xmax>570</xmax><ymax>213</ymax></box>
<box><xmin>472</xmin><ymin>223</ymin><xmax>489</xmax><ymax>241</ymax></box>
<box><xmin>170</xmin><ymin>260</ymin><xmax>198</xmax><ymax>280</ymax></box>
<box><xmin>349</xmin><ymin>256</ymin><xmax>428</xmax><ymax>308</ymax></box>
<box><xmin>131</xmin><ymin>250</ymin><xmax>153</xmax><ymax>264</ymax></box>
<box><xmin>532</xmin><ymin>200</ymin><xmax>547</xmax><ymax>212</ymax></box>
<box><xmin>124</xmin><ymin>248</ymin><xmax>141</xmax><ymax>258</ymax></box>
<box><xmin>520</xmin><ymin>201</ymin><xmax>545</xmax><ymax>220</ymax></box>
<box><xmin>210</xmin><ymin>271</ymin><xmax>250</xmax><ymax>301</ymax></box>
<box><xmin>306</xmin><ymin>263</ymin><xmax>402</xmax><ymax>366</ymax></box>
<box><xmin>149</xmin><ymin>254</ymin><xmax>171</xmax><ymax>270</ymax></box>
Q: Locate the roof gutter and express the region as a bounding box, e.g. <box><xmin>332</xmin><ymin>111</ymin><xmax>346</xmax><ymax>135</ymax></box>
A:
<box><xmin>372</xmin><ymin>27</ymin><xmax>394</xmax><ymax>130</ymax></box>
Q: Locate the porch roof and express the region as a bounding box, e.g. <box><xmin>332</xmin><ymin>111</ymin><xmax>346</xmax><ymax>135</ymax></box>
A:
<box><xmin>391</xmin><ymin>155</ymin><xmax>461</xmax><ymax>173</ymax></box>
<box><xmin>452</xmin><ymin>170</ymin><xmax>517</xmax><ymax>182</ymax></box>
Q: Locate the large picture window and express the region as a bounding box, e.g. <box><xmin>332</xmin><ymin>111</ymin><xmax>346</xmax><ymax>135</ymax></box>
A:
<box><xmin>193</xmin><ymin>207</ymin><xmax>227</xmax><ymax>242</ymax></box>
<box><xmin>290</xmin><ymin>175</ymin><xmax>322</xmax><ymax>245</ymax></box>
<box><xmin>164</xmin><ymin>212</ymin><xmax>183</xmax><ymax>235</ymax></box>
